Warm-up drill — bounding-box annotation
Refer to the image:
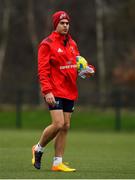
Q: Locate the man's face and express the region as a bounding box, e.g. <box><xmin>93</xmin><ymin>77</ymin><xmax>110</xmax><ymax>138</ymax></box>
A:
<box><xmin>56</xmin><ymin>19</ymin><xmax>69</xmax><ymax>35</ymax></box>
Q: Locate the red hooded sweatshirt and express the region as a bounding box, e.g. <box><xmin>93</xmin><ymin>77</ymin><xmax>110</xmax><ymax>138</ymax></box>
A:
<box><xmin>38</xmin><ymin>31</ymin><xmax>80</xmax><ymax>100</ymax></box>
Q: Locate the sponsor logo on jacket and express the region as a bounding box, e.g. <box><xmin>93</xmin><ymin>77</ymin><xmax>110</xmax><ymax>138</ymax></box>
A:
<box><xmin>57</xmin><ymin>48</ymin><xmax>63</xmax><ymax>53</ymax></box>
<box><xmin>60</xmin><ymin>64</ymin><xmax>77</xmax><ymax>70</ymax></box>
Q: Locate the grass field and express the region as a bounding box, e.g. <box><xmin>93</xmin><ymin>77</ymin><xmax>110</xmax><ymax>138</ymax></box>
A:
<box><xmin>0</xmin><ymin>108</ymin><xmax>135</xmax><ymax>131</ymax></box>
<box><xmin>0</xmin><ymin>129</ymin><xmax>135</xmax><ymax>179</ymax></box>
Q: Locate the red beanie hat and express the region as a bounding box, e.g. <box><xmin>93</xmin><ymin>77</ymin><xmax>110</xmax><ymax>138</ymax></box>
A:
<box><xmin>52</xmin><ymin>11</ymin><xmax>70</xmax><ymax>29</ymax></box>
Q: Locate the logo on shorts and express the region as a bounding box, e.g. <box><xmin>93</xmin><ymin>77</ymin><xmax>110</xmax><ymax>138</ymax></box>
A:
<box><xmin>55</xmin><ymin>100</ymin><xmax>59</xmax><ymax>107</ymax></box>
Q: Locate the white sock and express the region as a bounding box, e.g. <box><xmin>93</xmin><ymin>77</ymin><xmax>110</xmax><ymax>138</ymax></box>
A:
<box><xmin>53</xmin><ymin>157</ymin><xmax>62</xmax><ymax>166</ymax></box>
<box><xmin>34</xmin><ymin>143</ymin><xmax>44</xmax><ymax>152</ymax></box>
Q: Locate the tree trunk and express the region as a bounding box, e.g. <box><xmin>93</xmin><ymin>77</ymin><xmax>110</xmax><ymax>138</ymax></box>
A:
<box><xmin>95</xmin><ymin>0</ymin><xmax>106</xmax><ymax>103</ymax></box>
<box><xmin>0</xmin><ymin>0</ymin><xmax>10</xmax><ymax>81</ymax></box>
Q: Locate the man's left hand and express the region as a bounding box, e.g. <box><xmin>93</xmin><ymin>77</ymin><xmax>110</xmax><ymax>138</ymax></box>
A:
<box><xmin>79</xmin><ymin>65</ymin><xmax>95</xmax><ymax>79</ymax></box>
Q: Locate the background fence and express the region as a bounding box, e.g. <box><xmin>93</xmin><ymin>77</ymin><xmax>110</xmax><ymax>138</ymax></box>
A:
<box><xmin>0</xmin><ymin>87</ymin><xmax>135</xmax><ymax>131</ymax></box>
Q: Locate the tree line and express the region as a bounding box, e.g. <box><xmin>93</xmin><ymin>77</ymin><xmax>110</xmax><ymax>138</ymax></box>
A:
<box><xmin>0</xmin><ymin>0</ymin><xmax>135</xmax><ymax>104</ymax></box>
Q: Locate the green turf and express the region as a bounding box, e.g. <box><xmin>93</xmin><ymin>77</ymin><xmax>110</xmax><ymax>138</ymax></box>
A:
<box><xmin>0</xmin><ymin>130</ymin><xmax>135</xmax><ymax>179</ymax></box>
<box><xmin>0</xmin><ymin>108</ymin><xmax>135</xmax><ymax>131</ymax></box>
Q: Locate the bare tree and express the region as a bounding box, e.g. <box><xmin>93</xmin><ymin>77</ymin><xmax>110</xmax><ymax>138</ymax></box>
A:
<box><xmin>27</xmin><ymin>0</ymin><xmax>56</xmax><ymax>52</ymax></box>
<box><xmin>0</xmin><ymin>0</ymin><xmax>10</xmax><ymax>81</ymax></box>
<box><xmin>95</xmin><ymin>0</ymin><xmax>106</xmax><ymax>99</ymax></box>
<box><xmin>27</xmin><ymin>0</ymin><xmax>39</xmax><ymax>53</ymax></box>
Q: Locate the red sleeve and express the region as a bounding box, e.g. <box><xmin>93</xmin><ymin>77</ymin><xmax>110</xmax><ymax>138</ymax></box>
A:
<box><xmin>38</xmin><ymin>44</ymin><xmax>53</xmax><ymax>95</ymax></box>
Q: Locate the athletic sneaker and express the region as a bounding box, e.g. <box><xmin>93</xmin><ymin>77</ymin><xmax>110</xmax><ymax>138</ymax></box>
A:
<box><xmin>51</xmin><ymin>162</ymin><xmax>76</xmax><ymax>172</ymax></box>
<box><xmin>32</xmin><ymin>145</ymin><xmax>43</xmax><ymax>169</ymax></box>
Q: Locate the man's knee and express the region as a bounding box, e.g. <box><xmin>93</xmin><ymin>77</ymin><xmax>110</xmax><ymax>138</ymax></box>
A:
<box><xmin>62</xmin><ymin>122</ymin><xmax>70</xmax><ymax>131</ymax></box>
<box><xmin>53</xmin><ymin>121</ymin><xmax>64</xmax><ymax>130</ymax></box>
<box><xmin>50</xmin><ymin>110</ymin><xmax>65</xmax><ymax>130</ymax></box>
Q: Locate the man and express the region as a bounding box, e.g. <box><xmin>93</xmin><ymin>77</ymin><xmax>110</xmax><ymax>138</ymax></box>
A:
<box><xmin>32</xmin><ymin>10</ymin><xmax>92</xmax><ymax>172</ymax></box>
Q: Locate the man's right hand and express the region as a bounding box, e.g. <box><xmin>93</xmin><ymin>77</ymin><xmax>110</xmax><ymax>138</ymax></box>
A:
<box><xmin>44</xmin><ymin>92</ymin><xmax>56</xmax><ymax>106</ymax></box>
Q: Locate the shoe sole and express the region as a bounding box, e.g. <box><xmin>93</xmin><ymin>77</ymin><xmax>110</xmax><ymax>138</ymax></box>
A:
<box><xmin>32</xmin><ymin>146</ymin><xmax>35</xmax><ymax>165</ymax></box>
<box><xmin>32</xmin><ymin>146</ymin><xmax>41</xmax><ymax>169</ymax></box>
<box><xmin>52</xmin><ymin>170</ymin><xmax>76</xmax><ymax>172</ymax></box>
<box><xmin>51</xmin><ymin>167</ymin><xmax>76</xmax><ymax>172</ymax></box>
